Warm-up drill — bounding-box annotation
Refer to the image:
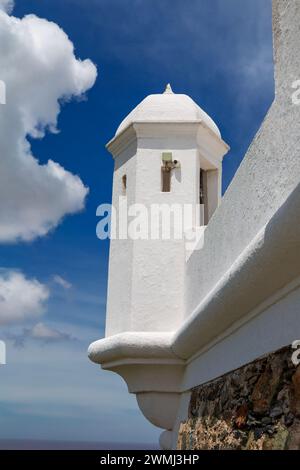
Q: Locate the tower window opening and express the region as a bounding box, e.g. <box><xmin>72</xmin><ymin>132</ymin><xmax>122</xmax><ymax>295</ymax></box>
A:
<box><xmin>200</xmin><ymin>168</ymin><xmax>208</xmax><ymax>226</ymax></box>
<box><xmin>200</xmin><ymin>168</ymin><xmax>219</xmax><ymax>226</ymax></box>
<box><xmin>161</xmin><ymin>152</ymin><xmax>179</xmax><ymax>193</ymax></box>
<box><xmin>162</xmin><ymin>166</ymin><xmax>171</xmax><ymax>192</ymax></box>
<box><xmin>200</xmin><ymin>169</ymin><xmax>204</xmax><ymax>205</ymax></box>
<box><xmin>122</xmin><ymin>174</ymin><xmax>127</xmax><ymax>193</ymax></box>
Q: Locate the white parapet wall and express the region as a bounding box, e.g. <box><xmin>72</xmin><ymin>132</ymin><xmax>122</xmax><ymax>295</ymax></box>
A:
<box><xmin>89</xmin><ymin>0</ymin><xmax>300</xmax><ymax>449</ymax></box>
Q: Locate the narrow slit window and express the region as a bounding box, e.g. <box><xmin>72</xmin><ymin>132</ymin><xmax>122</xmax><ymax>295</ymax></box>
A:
<box><xmin>200</xmin><ymin>169</ymin><xmax>204</xmax><ymax>204</ymax></box>
<box><xmin>200</xmin><ymin>168</ymin><xmax>219</xmax><ymax>225</ymax></box>
<box><xmin>122</xmin><ymin>174</ymin><xmax>127</xmax><ymax>193</ymax></box>
<box><xmin>199</xmin><ymin>168</ymin><xmax>208</xmax><ymax>225</ymax></box>
<box><xmin>162</xmin><ymin>166</ymin><xmax>171</xmax><ymax>192</ymax></box>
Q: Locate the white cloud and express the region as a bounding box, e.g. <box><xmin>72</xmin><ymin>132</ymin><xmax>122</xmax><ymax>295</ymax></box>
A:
<box><xmin>53</xmin><ymin>275</ymin><xmax>72</xmax><ymax>290</ymax></box>
<box><xmin>0</xmin><ymin>0</ymin><xmax>14</xmax><ymax>13</ymax></box>
<box><xmin>6</xmin><ymin>322</ymin><xmax>76</xmax><ymax>346</ymax></box>
<box><xmin>0</xmin><ymin>9</ymin><xmax>97</xmax><ymax>242</ymax></box>
<box><xmin>30</xmin><ymin>322</ymin><xmax>72</xmax><ymax>341</ymax></box>
<box><xmin>0</xmin><ymin>270</ymin><xmax>49</xmax><ymax>325</ymax></box>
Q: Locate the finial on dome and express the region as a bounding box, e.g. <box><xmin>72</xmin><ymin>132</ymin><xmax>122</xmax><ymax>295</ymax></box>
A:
<box><xmin>164</xmin><ymin>83</ymin><xmax>173</xmax><ymax>94</ymax></box>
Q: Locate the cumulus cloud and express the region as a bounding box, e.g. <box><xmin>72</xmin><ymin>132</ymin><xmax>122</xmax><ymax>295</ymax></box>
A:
<box><xmin>31</xmin><ymin>322</ymin><xmax>69</xmax><ymax>341</ymax></box>
<box><xmin>0</xmin><ymin>8</ymin><xmax>97</xmax><ymax>242</ymax></box>
<box><xmin>0</xmin><ymin>270</ymin><xmax>49</xmax><ymax>325</ymax></box>
<box><xmin>6</xmin><ymin>322</ymin><xmax>76</xmax><ymax>347</ymax></box>
<box><xmin>53</xmin><ymin>275</ymin><xmax>72</xmax><ymax>290</ymax></box>
<box><xmin>0</xmin><ymin>0</ymin><xmax>14</xmax><ymax>13</ymax></box>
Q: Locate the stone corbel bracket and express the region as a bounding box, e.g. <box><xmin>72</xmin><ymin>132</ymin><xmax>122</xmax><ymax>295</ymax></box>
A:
<box><xmin>88</xmin><ymin>332</ymin><xmax>184</xmax><ymax>444</ymax></box>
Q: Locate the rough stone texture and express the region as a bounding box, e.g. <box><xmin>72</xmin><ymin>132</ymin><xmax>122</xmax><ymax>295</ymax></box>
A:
<box><xmin>177</xmin><ymin>346</ymin><xmax>300</xmax><ymax>450</ymax></box>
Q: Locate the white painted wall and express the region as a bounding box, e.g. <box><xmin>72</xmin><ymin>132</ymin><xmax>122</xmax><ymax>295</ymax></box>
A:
<box><xmin>183</xmin><ymin>281</ymin><xmax>300</xmax><ymax>392</ymax></box>
<box><xmin>130</xmin><ymin>124</ymin><xmax>198</xmax><ymax>332</ymax></box>
<box><xmin>105</xmin><ymin>138</ymin><xmax>137</xmax><ymax>336</ymax></box>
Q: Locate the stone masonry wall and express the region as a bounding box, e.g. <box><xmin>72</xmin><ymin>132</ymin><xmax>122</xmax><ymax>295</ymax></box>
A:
<box><xmin>177</xmin><ymin>346</ymin><xmax>300</xmax><ymax>450</ymax></box>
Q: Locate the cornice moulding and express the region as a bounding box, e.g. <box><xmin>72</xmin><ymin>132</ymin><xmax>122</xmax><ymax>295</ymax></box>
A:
<box><xmin>106</xmin><ymin>121</ymin><xmax>229</xmax><ymax>159</ymax></box>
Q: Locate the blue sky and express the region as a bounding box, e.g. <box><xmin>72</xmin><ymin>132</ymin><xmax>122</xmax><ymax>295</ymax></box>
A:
<box><xmin>0</xmin><ymin>0</ymin><xmax>274</xmax><ymax>447</ymax></box>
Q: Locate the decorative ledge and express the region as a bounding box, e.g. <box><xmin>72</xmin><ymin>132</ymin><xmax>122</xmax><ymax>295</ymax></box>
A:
<box><xmin>88</xmin><ymin>332</ymin><xmax>180</xmax><ymax>366</ymax></box>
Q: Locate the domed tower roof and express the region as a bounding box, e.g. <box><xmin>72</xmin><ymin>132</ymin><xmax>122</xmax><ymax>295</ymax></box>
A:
<box><xmin>115</xmin><ymin>84</ymin><xmax>221</xmax><ymax>138</ymax></box>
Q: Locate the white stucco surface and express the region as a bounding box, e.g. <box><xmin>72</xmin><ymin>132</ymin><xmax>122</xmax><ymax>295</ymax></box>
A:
<box><xmin>183</xmin><ymin>0</ymin><xmax>300</xmax><ymax>323</ymax></box>
<box><xmin>182</xmin><ymin>280</ymin><xmax>300</xmax><ymax>391</ymax></box>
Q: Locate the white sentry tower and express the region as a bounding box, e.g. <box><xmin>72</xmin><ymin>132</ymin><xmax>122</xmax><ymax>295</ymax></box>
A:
<box><xmin>105</xmin><ymin>84</ymin><xmax>229</xmax><ymax>337</ymax></box>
